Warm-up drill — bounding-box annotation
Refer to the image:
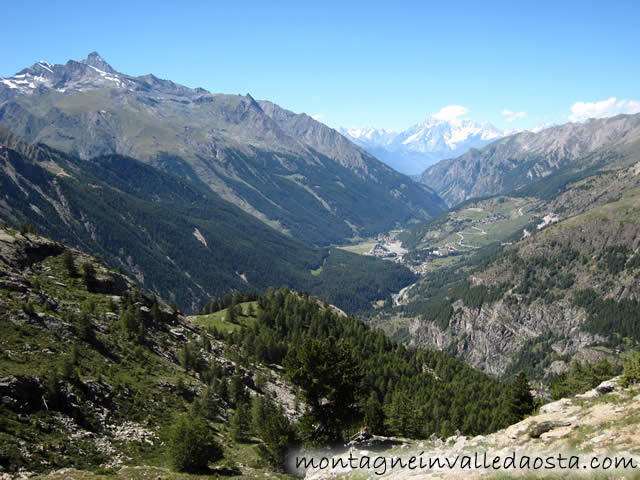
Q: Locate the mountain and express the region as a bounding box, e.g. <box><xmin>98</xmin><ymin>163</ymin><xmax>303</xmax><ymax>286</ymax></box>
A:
<box><xmin>0</xmin><ymin>127</ymin><xmax>419</xmax><ymax>313</ymax></box>
<box><xmin>340</xmin><ymin>118</ymin><xmax>503</xmax><ymax>175</ymax></box>
<box><xmin>0</xmin><ymin>53</ymin><xmax>445</xmax><ymax>245</ymax></box>
<box><xmin>420</xmin><ymin>113</ymin><xmax>640</xmax><ymax>206</ymax></box>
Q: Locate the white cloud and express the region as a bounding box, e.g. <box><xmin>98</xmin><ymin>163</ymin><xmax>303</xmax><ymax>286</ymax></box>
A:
<box><xmin>502</xmin><ymin>109</ymin><xmax>527</xmax><ymax>122</ymax></box>
<box><xmin>311</xmin><ymin>113</ymin><xmax>325</xmax><ymax>121</ymax></box>
<box><xmin>569</xmin><ymin>97</ymin><xmax>640</xmax><ymax>122</ymax></box>
<box><xmin>432</xmin><ymin>105</ymin><xmax>469</xmax><ymax>121</ymax></box>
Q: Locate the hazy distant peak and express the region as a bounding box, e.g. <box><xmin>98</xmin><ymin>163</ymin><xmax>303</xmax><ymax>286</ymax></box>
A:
<box><xmin>338</xmin><ymin>126</ymin><xmax>397</xmax><ymax>145</ymax></box>
<box><xmin>340</xmin><ymin>117</ymin><xmax>505</xmax><ymax>174</ymax></box>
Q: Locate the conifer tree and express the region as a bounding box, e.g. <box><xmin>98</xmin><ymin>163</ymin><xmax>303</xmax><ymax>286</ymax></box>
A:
<box><xmin>285</xmin><ymin>336</ymin><xmax>361</xmax><ymax>445</ymax></box>
<box><xmin>61</xmin><ymin>251</ymin><xmax>77</xmax><ymax>278</ymax></box>
<box><xmin>362</xmin><ymin>391</ymin><xmax>385</xmax><ymax>434</ymax></box>
<box><xmin>506</xmin><ymin>371</ymin><xmax>535</xmax><ymax>422</ymax></box>
<box><xmin>230</xmin><ymin>402</ymin><xmax>250</xmax><ymax>442</ymax></box>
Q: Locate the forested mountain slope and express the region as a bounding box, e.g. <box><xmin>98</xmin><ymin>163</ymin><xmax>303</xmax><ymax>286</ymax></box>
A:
<box><xmin>387</xmin><ymin>160</ymin><xmax>640</xmax><ymax>379</ymax></box>
<box><xmin>0</xmin><ymin>228</ymin><xmax>527</xmax><ymax>477</ymax></box>
<box><xmin>0</xmin><ymin>128</ymin><xmax>417</xmax><ymax>313</ymax></box>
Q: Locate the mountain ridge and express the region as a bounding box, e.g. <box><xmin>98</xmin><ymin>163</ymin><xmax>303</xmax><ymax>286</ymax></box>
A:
<box><xmin>420</xmin><ymin>113</ymin><xmax>640</xmax><ymax>206</ymax></box>
<box><xmin>0</xmin><ymin>52</ymin><xmax>445</xmax><ymax>245</ymax></box>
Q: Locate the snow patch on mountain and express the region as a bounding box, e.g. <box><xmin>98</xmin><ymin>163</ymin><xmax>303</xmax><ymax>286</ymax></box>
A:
<box><xmin>341</xmin><ymin>126</ymin><xmax>396</xmax><ymax>145</ymax></box>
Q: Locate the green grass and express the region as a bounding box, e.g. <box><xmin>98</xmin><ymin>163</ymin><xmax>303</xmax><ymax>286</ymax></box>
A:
<box><xmin>29</xmin><ymin>461</ymin><xmax>294</xmax><ymax>480</ymax></box>
<box><xmin>310</xmin><ymin>266</ymin><xmax>323</xmax><ymax>276</ymax></box>
<box><xmin>405</xmin><ymin>196</ymin><xmax>539</xmax><ymax>253</ymax></box>
<box><xmin>190</xmin><ymin>302</ymin><xmax>258</xmax><ymax>332</ymax></box>
<box><xmin>338</xmin><ymin>241</ymin><xmax>376</xmax><ymax>255</ymax></box>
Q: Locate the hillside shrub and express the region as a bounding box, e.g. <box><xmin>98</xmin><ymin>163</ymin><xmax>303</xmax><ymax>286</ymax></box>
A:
<box><xmin>168</xmin><ymin>415</ymin><xmax>222</xmax><ymax>472</ymax></box>
<box><xmin>621</xmin><ymin>353</ymin><xmax>640</xmax><ymax>388</ymax></box>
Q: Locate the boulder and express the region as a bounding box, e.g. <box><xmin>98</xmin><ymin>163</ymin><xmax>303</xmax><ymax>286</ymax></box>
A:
<box><xmin>529</xmin><ymin>421</ymin><xmax>571</xmax><ymax>439</ymax></box>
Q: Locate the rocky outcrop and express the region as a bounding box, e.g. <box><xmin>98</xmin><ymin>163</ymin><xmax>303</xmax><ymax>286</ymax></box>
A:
<box><xmin>0</xmin><ymin>376</ymin><xmax>45</xmax><ymax>413</ymax></box>
<box><xmin>0</xmin><ymin>231</ymin><xmax>64</xmax><ymax>272</ymax></box>
<box><xmin>304</xmin><ymin>378</ymin><xmax>640</xmax><ymax>479</ymax></box>
<box><xmin>407</xmin><ymin>299</ymin><xmax>602</xmax><ymax>377</ymax></box>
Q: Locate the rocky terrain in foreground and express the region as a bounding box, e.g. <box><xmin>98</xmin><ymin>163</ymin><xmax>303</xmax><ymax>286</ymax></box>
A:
<box><xmin>305</xmin><ymin>377</ymin><xmax>640</xmax><ymax>479</ymax></box>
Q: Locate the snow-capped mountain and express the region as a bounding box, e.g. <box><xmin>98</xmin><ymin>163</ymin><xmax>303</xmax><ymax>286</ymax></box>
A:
<box><xmin>0</xmin><ymin>53</ymin><xmax>129</xmax><ymax>100</ymax></box>
<box><xmin>0</xmin><ymin>52</ymin><xmax>201</xmax><ymax>104</ymax></box>
<box><xmin>341</xmin><ymin>117</ymin><xmax>504</xmax><ymax>175</ymax></box>
<box><xmin>340</xmin><ymin>127</ymin><xmax>397</xmax><ymax>146</ymax></box>
<box><xmin>397</xmin><ymin>118</ymin><xmax>502</xmax><ymax>152</ymax></box>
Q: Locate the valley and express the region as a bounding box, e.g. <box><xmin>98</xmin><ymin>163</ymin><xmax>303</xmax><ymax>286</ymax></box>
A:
<box><xmin>0</xmin><ymin>54</ymin><xmax>446</xmax><ymax>247</ymax></box>
<box><xmin>369</xmin><ymin>140</ymin><xmax>640</xmax><ymax>381</ymax></box>
<box><xmin>2</xmin><ymin>45</ymin><xmax>640</xmax><ymax>480</ymax></box>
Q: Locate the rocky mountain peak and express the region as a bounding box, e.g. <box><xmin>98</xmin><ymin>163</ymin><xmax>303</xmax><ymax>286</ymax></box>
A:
<box><xmin>81</xmin><ymin>51</ymin><xmax>116</xmax><ymax>73</ymax></box>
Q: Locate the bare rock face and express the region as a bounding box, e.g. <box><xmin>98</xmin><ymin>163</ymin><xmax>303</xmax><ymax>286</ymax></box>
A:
<box><xmin>0</xmin><ymin>231</ymin><xmax>64</xmax><ymax>272</ymax></box>
<box><xmin>528</xmin><ymin>420</ymin><xmax>571</xmax><ymax>438</ymax></box>
<box><xmin>408</xmin><ymin>300</ymin><xmax>602</xmax><ymax>377</ymax></box>
<box><xmin>0</xmin><ymin>376</ymin><xmax>45</xmax><ymax>413</ymax></box>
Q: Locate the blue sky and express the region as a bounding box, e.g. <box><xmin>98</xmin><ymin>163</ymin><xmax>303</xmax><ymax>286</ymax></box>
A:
<box><xmin>2</xmin><ymin>1</ymin><xmax>639</xmax><ymax>131</ymax></box>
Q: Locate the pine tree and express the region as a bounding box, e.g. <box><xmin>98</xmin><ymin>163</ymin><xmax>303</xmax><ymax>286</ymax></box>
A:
<box><xmin>168</xmin><ymin>415</ymin><xmax>223</xmax><ymax>472</ymax></box>
<box><xmin>284</xmin><ymin>336</ymin><xmax>361</xmax><ymax>445</ymax></box>
<box><xmin>81</xmin><ymin>262</ymin><xmax>96</xmax><ymax>288</ymax></box>
<box><xmin>506</xmin><ymin>371</ymin><xmax>535</xmax><ymax>422</ymax></box>
<box><xmin>229</xmin><ymin>374</ymin><xmax>248</xmax><ymax>407</ymax></box>
<box><xmin>621</xmin><ymin>353</ymin><xmax>640</xmax><ymax>387</ymax></box>
<box><xmin>225</xmin><ymin>305</ymin><xmax>237</xmax><ymax>324</ymax></box>
<box><xmin>150</xmin><ymin>296</ymin><xmax>161</xmax><ymax>323</ymax></box>
<box><xmin>252</xmin><ymin>395</ymin><xmax>296</xmax><ymax>470</ymax></box>
<box><xmin>200</xmin><ymin>387</ymin><xmax>219</xmax><ymax>421</ymax></box>
<box><xmin>362</xmin><ymin>391</ymin><xmax>385</xmax><ymax>434</ymax></box>
<box><xmin>61</xmin><ymin>251</ymin><xmax>77</xmax><ymax>278</ymax></box>
<box><xmin>230</xmin><ymin>402</ymin><xmax>250</xmax><ymax>442</ymax></box>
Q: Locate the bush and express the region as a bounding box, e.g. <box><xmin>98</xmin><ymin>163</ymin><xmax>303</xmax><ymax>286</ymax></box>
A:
<box><xmin>61</xmin><ymin>251</ymin><xmax>78</xmax><ymax>278</ymax></box>
<box><xmin>621</xmin><ymin>353</ymin><xmax>640</xmax><ymax>388</ymax></box>
<box><xmin>82</xmin><ymin>262</ymin><xmax>97</xmax><ymax>287</ymax></box>
<box><xmin>168</xmin><ymin>415</ymin><xmax>223</xmax><ymax>472</ymax></box>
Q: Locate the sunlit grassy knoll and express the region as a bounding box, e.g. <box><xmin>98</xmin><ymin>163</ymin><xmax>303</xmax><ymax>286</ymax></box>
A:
<box><xmin>190</xmin><ymin>302</ymin><xmax>258</xmax><ymax>332</ymax></box>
